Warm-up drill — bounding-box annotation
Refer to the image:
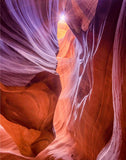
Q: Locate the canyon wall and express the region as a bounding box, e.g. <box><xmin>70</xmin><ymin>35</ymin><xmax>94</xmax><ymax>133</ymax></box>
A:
<box><xmin>0</xmin><ymin>0</ymin><xmax>126</xmax><ymax>160</ymax></box>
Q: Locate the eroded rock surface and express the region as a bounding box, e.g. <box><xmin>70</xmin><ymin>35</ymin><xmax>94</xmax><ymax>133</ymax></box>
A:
<box><xmin>0</xmin><ymin>0</ymin><xmax>126</xmax><ymax>160</ymax></box>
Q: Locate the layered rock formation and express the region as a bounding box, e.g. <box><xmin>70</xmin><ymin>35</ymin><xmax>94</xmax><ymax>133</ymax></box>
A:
<box><xmin>0</xmin><ymin>0</ymin><xmax>126</xmax><ymax>160</ymax></box>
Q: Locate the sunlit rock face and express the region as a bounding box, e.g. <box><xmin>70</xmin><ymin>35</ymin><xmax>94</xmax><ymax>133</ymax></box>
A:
<box><xmin>0</xmin><ymin>0</ymin><xmax>126</xmax><ymax>160</ymax></box>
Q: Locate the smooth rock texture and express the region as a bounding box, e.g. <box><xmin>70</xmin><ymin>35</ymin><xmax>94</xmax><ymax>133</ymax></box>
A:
<box><xmin>0</xmin><ymin>0</ymin><xmax>126</xmax><ymax>160</ymax></box>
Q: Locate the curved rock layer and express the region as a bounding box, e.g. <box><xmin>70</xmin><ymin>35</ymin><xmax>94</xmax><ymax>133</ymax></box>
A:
<box><xmin>0</xmin><ymin>0</ymin><xmax>126</xmax><ymax>160</ymax></box>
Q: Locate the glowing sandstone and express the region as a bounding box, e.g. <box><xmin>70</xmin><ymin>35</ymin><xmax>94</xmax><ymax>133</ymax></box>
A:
<box><xmin>0</xmin><ymin>0</ymin><xmax>126</xmax><ymax>160</ymax></box>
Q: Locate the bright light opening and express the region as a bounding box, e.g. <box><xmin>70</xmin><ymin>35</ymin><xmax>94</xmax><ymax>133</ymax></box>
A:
<box><xmin>59</xmin><ymin>13</ymin><xmax>66</xmax><ymax>22</ymax></box>
<box><xmin>57</xmin><ymin>13</ymin><xmax>69</xmax><ymax>40</ymax></box>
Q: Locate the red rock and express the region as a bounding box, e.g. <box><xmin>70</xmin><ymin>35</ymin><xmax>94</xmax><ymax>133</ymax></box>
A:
<box><xmin>0</xmin><ymin>0</ymin><xmax>126</xmax><ymax>159</ymax></box>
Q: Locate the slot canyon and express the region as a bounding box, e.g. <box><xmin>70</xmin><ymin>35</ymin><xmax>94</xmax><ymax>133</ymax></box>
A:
<box><xmin>0</xmin><ymin>0</ymin><xmax>126</xmax><ymax>160</ymax></box>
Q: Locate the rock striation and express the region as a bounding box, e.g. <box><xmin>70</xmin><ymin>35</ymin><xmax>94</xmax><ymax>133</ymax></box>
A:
<box><xmin>0</xmin><ymin>0</ymin><xmax>126</xmax><ymax>160</ymax></box>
